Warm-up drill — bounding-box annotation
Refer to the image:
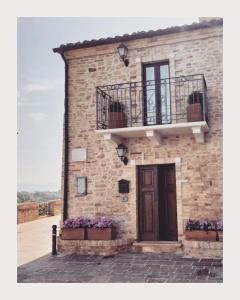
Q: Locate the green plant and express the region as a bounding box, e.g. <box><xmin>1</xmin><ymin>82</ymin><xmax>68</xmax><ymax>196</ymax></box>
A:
<box><xmin>188</xmin><ymin>91</ymin><xmax>203</xmax><ymax>105</ymax></box>
<box><xmin>108</xmin><ymin>101</ymin><xmax>124</xmax><ymax>112</ymax></box>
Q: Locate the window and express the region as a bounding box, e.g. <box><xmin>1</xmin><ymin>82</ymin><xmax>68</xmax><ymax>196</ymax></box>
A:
<box><xmin>76</xmin><ymin>177</ymin><xmax>87</xmax><ymax>196</ymax></box>
<box><xmin>143</xmin><ymin>61</ymin><xmax>171</xmax><ymax>125</ymax></box>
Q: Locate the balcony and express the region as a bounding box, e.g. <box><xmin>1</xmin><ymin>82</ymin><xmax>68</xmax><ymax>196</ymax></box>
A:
<box><xmin>96</xmin><ymin>74</ymin><xmax>209</xmax><ymax>144</ymax></box>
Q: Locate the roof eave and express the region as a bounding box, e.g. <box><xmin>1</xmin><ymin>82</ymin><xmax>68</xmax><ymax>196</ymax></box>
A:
<box><xmin>52</xmin><ymin>19</ymin><xmax>223</xmax><ymax>54</ymax></box>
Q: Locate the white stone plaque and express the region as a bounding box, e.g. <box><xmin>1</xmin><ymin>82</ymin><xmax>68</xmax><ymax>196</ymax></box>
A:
<box><xmin>71</xmin><ymin>148</ymin><xmax>87</xmax><ymax>162</ymax></box>
<box><xmin>77</xmin><ymin>177</ymin><xmax>87</xmax><ymax>195</ymax></box>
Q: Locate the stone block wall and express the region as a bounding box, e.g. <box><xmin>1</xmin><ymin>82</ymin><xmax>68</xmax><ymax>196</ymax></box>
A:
<box><xmin>183</xmin><ymin>240</ymin><xmax>223</xmax><ymax>258</ymax></box>
<box><xmin>60</xmin><ymin>23</ymin><xmax>223</xmax><ymax>246</ymax></box>
<box><xmin>17</xmin><ymin>202</ymin><xmax>39</xmax><ymax>224</ymax></box>
<box><xmin>58</xmin><ymin>237</ymin><xmax>132</xmax><ymax>256</ymax></box>
<box><xmin>48</xmin><ymin>199</ymin><xmax>62</xmax><ymax>216</ymax></box>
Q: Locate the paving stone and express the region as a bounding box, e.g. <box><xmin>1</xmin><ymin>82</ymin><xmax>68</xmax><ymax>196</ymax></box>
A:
<box><xmin>128</xmin><ymin>277</ymin><xmax>146</xmax><ymax>283</ymax></box>
<box><xmin>167</xmin><ymin>278</ymin><xmax>191</xmax><ymax>283</ymax></box>
<box><xmin>109</xmin><ymin>276</ymin><xmax>130</xmax><ymax>282</ymax></box>
<box><xmin>17</xmin><ymin>252</ymin><xmax>223</xmax><ymax>283</ymax></box>
<box><xmin>146</xmin><ymin>277</ymin><xmax>167</xmax><ymax>283</ymax></box>
<box><xmin>174</xmin><ymin>260</ymin><xmax>194</xmax><ymax>266</ymax></box>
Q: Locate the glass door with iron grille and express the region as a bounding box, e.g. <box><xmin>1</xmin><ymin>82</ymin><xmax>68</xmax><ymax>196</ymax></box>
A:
<box><xmin>143</xmin><ymin>62</ymin><xmax>171</xmax><ymax>125</ymax></box>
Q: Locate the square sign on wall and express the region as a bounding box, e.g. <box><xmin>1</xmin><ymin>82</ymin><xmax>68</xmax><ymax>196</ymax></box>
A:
<box><xmin>71</xmin><ymin>148</ymin><xmax>87</xmax><ymax>162</ymax></box>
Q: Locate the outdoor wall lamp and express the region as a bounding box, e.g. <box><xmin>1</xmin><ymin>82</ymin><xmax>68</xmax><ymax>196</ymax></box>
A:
<box><xmin>117</xmin><ymin>43</ymin><xmax>129</xmax><ymax>67</ymax></box>
<box><xmin>116</xmin><ymin>144</ymin><xmax>128</xmax><ymax>165</ymax></box>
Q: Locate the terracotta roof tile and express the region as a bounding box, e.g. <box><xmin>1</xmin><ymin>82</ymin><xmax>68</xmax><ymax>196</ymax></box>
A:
<box><xmin>53</xmin><ymin>19</ymin><xmax>223</xmax><ymax>53</ymax></box>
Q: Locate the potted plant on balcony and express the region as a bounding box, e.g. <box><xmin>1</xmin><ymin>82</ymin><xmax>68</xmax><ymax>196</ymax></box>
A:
<box><xmin>216</xmin><ymin>219</ymin><xmax>223</xmax><ymax>242</ymax></box>
<box><xmin>185</xmin><ymin>219</ymin><xmax>217</xmax><ymax>241</ymax></box>
<box><xmin>108</xmin><ymin>101</ymin><xmax>127</xmax><ymax>129</ymax></box>
<box><xmin>187</xmin><ymin>91</ymin><xmax>203</xmax><ymax>122</ymax></box>
<box><xmin>61</xmin><ymin>217</ymin><xmax>90</xmax><ymax>240</ymax></box>
<box><xmin>87</xmin><ymin>218</ymin><xmax>116</xmax><ymax>240</ymax></box>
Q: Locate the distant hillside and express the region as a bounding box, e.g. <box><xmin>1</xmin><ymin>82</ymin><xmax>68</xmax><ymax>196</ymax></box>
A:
<box><xmin>17</xmin><ymin>191</ymin><xmax>61</xmax><ymax>203</ymax></box>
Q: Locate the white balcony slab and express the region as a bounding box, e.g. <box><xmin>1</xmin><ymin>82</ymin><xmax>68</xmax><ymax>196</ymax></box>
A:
<box><xmin>103</xmin><ymin>133</ymin><xmax>122</xmax><ymax>146</ymax></box>
<box><xmin>145</xmin><ymin>130</ymin><xmax>162</xmax><ymax>145</ymax></box>
<box><xmin>96</xmin><ymin>121</ymin><xmax>209</xmax><ymax>144</ymax></box>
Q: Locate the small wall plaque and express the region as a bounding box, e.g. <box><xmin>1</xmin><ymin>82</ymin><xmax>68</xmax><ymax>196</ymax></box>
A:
<box><xmin>76</xmin><ymin>177</ymin><xmax>87</xmax><ymax>196</ymax></box>
<box><xmin>72</xmin><ymin>148</ymin><xmax>87</xmax><ymax>162</ymax></box>
<box><xmin>118</xmin><ymin>179</ymin><xmax>130</xmax><ymax>193</ymax></box>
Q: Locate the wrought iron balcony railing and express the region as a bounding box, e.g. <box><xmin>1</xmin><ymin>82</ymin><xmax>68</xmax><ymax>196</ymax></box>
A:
<box><xmin>96</xmin><ymin>74</ymin><xmax>207</xmax><ymax>130</ymax></box>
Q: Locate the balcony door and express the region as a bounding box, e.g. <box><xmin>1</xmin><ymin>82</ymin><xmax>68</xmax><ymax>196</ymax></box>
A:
<box><xmin>143</xmin><ymin>62</ymin><xmax>171</xmax><ymax>125</ymax></box>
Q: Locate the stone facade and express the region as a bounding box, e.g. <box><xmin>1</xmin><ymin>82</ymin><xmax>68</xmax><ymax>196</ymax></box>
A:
<box><xmin>58</xmin><ymin>22</ymin><xmax>223</xmax><ymax>257</ymax></box>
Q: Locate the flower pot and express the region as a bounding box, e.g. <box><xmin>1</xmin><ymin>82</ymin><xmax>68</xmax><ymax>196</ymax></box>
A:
<box><xmin>108</xmin><ymin>112</ymin><xmax>127</xmax><ymax>129</ymax></box>
<box><xmin>185</xmin><ymin>230</ymin><xmax>216</xmax><ymax>241</ymax></box>
<box><xmin>87</xmin><ymin>227</ymin><xmax>116</xmax><ymax>240</ymax></box>
<box><xmin>61</xmin><ymin>228</ymin><xmax>86</xmax><ymax>240</ymax></box>
<box><xmin>216</xmin><ymin>231</ymin><xmax>223</xmax><ymax>242</ymax></box>
<box><xmin>187</xmin><ymin>103</ymin><xmax>203</xmax><ymax>122</ymax></box>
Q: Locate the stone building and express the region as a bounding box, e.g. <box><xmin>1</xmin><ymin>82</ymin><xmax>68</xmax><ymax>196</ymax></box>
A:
<box><xmin>53</xmin><ymin>18</ymin><xmax>223</xmax><ymax>257</ymax></box>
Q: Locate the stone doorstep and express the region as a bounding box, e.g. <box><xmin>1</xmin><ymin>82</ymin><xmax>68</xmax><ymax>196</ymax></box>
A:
<box><xmin>132</xmin><ymin>241</ymin><xmax>183</xmax><ymax>253</ymax></box>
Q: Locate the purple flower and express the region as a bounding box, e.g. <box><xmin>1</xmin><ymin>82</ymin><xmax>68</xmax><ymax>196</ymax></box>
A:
<box><xmin>88</xmin><ymin>217</ymin><xmax>113</xmax><ymax>229</ymax></box>
<box><xmin>216</xmin><ymin>219</ymin><xmax>223</xmax><ymax>231</ymax></box>
<box><xmin>185</xmin><ymin>219</ymin><xmax>223</xmax><ymax>231</ymax></box>
<box><xmin>63</xmin><ymin>217</ymin><xmax>90</xmax><ymax>228</ymax></box>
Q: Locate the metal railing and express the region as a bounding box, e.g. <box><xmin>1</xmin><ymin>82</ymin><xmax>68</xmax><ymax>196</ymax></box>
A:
<box><xmin>96</xmin><ymin>74</ymin><xmax>207</xmax><ymax>129</ymax></box>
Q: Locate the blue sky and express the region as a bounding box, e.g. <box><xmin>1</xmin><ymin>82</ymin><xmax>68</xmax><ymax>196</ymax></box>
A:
<box><xmin>17</xmin><ymin>17</ymin><xmax>198</xmax><ymax>191</ymax></box>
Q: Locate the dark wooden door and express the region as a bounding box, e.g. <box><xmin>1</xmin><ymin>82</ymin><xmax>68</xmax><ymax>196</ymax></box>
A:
<box><xmin>138</xmin><ymin>164</ymin><xmax>178</xmax><ymax>241</ymax></box>
<box><xmin>138</xmin><ymin>165</ymin><xmax>159</xmax><ymax>241</ymax></box>
<box><xmin>159</xmin><ymin>164</ymin><xmax>178</xmax><ymax>241</ymax></box>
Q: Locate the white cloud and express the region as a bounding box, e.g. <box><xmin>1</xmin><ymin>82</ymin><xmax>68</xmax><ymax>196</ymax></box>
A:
<box><xmin>18</xmin><ymin>95</ymin><xmax>30</xmax><ymax>107</ymax></box>
<box><xmin>29</xmin><ymin>112</ymin><xmax>48</xmax><ymax>122</ymax></box>
<box><xmin>24</xmin><ymin>83</ymin><xmax>52</xmax><ymax>93</ymax></box>
<box><xmin>23</xmin><ymin>77</ymin><xmax>64</xmax><ymax>94</ymax></box>
<box><xmin>17</xmin><ymin>89</ymin><xmax>35</xmax><ymax>107</ymax></box>
<box><xmin>18</xmin><ymin>77</ymin><xmax>64</xmax><ymax>107</ymax></box>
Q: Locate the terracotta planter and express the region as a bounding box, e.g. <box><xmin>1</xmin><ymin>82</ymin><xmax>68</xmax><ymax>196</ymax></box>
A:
<box><xmin>108</xmin><ymin>112</ymin><xmax>127</xmax><ymax>129</ymax></box>
<box><xmin>87</xmin><ymin>227</ymin><xmax>116</xmax><ymax>240</ymax></box>
<box><xmin>187</xmin><ymin>103</ymin><xmax>203</xmax><ymax>122</ymax></box>
<box><xmin>216</xmin><ymin>231</ymin><xmax>223</xmax><ymax>242</ymax></box>
<box><xmin>185</xmin><ymin>230</ymin><xmax>217</xmax><ymax>241</ymax></box>
<box><xmin>61</xmin><ymin>228</ymin><xmax>86</xmax><ymax>240</ymax></box>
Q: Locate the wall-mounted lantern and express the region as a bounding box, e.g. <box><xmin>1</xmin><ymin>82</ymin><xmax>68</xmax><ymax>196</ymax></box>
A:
<box><xmin>117</xmin><ymin>43</ymin><xmax>129</xmax><ymax>66</ymax></box>
<box><xmin>116</xmin><ymin>143</ymin><xmax>128</xmax><ymax>165</ymax></box>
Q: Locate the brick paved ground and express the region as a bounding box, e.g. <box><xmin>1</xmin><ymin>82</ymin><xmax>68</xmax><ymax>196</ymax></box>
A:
<box><xmin>17</xmin><ymin>252</ymin><xmax>223</xmax><ymax>283</ymax></box>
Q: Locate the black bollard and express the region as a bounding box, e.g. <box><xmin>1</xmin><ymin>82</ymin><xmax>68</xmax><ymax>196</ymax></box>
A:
<box><xmin>52</xmin><ymin>225</ymin><xmax>57</xmax><ymax>255</ymax></box>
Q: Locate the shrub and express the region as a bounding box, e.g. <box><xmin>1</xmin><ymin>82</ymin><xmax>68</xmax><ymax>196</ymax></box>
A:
<box><xmin>188</xmin><ymin>91</ymin><xmax>203</xmax><ymax>105</ymax></box>
<box><xmin>39</xmin><ymin>202</ymin><xmax>49</xmax><ymax>216</ymax></box>
<box><xmin>108</xmin><ymin>101</ymin><xmax>124</xmax><ymax>112</ymax></box>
